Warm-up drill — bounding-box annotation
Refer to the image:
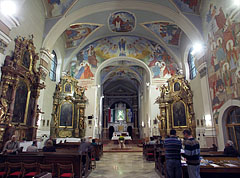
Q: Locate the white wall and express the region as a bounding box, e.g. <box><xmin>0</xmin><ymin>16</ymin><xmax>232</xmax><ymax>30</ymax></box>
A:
<box><xmin>6</xmin><ymin>0</ymin><xmax>45</xmax><ymax>56</ymax></box>
<box><xmin>84</xmin><ymin>86</ymin><xmax>97</xmax><ymax>137</ymax></box>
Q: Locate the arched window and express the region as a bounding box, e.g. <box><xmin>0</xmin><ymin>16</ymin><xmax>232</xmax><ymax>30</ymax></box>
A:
<box><xmin>49</xmin><ymin>51</ymin><xmax>57</xmax><ymax>81</ymax></box>
<box><xmin>188</xmin><ymin>48</ymin><xmax>197</xmax><ymax>80</ymax></box>
<box><xmin>226</xmin><ymin>106</ymin><xmax>240</xmax><ymax>153</ymax></box>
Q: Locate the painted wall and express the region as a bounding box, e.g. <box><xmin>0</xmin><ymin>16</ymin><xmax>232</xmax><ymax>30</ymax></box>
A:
<box><xmin>200</xmin><ymin>0</ymin><xmax>240</xmax><ymax>148</ymax></box>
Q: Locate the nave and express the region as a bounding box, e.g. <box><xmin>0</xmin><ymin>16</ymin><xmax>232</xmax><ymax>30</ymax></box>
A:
<box><xmin>88</xmin><ymin>152</ymin><xmax>159</xmax><ymax>178</ymax></box>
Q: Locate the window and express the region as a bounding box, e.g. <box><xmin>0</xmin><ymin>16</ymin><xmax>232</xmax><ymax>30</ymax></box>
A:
<box><xmin>188</xmin><ymin>48</ymin><xmax>197</xmax><ymax>80</ymax></box>
<box><xmin>49</xmin><ymin>50</ymin><xmax>57</xmax><ymax>81</ymax></box>
<box><xmin>47</xmin><ymin>120</ymin><xmax>50</xmax><ymax>127</ymax></box>
<box><xmin>226</xmin><ymin>107</ymin><xmax>240</xmax><ymax>153</ymax></box>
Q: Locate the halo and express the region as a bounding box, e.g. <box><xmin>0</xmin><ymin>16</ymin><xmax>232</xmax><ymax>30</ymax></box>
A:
<box><xmin>226</xmin><ymin>40</ymin><xmax>233</xmax><ymax>51</ymax></box>
<box><xmin>222</xmin><ymin>62</ymin><xmax>229</xmax><ymax>72</ymax></box>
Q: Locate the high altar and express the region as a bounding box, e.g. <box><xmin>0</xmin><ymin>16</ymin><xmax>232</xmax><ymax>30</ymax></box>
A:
<box><xmin>50</xmin><ymin>75</ymin><xmax>87</xmax><ymax>138</ymax></box>
<box><xmin>155</xmin><ymin>74</ymin><xmax>196</xmax><ymax>137</ymax></box>
<box><xmin>0</xmin><ymin>36</ymin><xmax>45</xmax><ymax>147</ymax></box>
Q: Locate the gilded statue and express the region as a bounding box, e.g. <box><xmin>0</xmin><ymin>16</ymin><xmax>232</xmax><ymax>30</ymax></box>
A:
<box><xmin>0</xmin><ymin>98</ymin><xmax>8</xmax><ymax>123</ymax></box>
<box><xmin>160</xmin><ymin>84</ymin><xmax>168</xmax><ymax>99</ymax></box>
<box><xmin>76</xmin><ymin>87</ymin><xmax>85</xmax><ymax>99</ymax></box>
<box><xmin>79</xmin><ymin>117</ymin><xmax>84</xmax><ymax>129</ymax></box>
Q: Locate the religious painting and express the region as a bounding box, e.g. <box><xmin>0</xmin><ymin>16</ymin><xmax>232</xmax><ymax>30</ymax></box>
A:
<box><xmin>172</xmin><ymin>101</ymin><xmax>187</xmax><ymax>127</ymax></box>
<box><xmin>65</xmin><ymin>23</ymin><xmax>101</xmax><ymax>48</ymax></box>
<box><xmin>26</xmin><ymin>94</ymin><xmax>35</xmax><ymax>126</ymax></box>
<box><xmin>64</xmin><ymin>83</ymin><xmax>72</xmax><ymax>93</ymax></box>
<box><xmin>43</xmin><ymin>0</ymin><xmax>76</xmax><ymax>18</ymax></box>
<box><xmin>142</xmin><ymin>22</ymin><xmax>182</xmax><ymax>46</ymax></box>
<box><xmin>174</xmin><ymin>82</ymin><xmax>180</xmax><ymax>91</ymax></box>
<box><xmin>73</xmin><ymin>36</ymin><xmax>177</xmax><ymax>82</ymax></box>
<box><xmin>108</xmin><ymin>11</ymin><xmax>136</xmax><ymax>32</ymax></box>
<box><xmin>74</xmin><ymin>62</ymin><xmax>94</xmax><ymax>80</ymax></box>
<box><xmin>203</xmin><ymin>3</ymin><xmax>240</xmax><ymax>116</ymax></box>
<box><xmin>12</xmin><ymin>80</ymin><xmax>29</xmax><ymax>123</ymax></box>
<box><xmin>59</xmin><ymin>101</ymin><xmax>73</xmax><ymax>127</ymax></box>
<box><xmin>172</xmin><ymin>0</ymin><xmax>201</xmax><ymax>14</ymax></box>
<box><xmin>22</xmin><ymin>50</ymin><xmax>31</xmax><ymax>69</ymax></box>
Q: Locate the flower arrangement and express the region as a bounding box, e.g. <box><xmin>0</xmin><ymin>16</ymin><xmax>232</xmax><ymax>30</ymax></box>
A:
<box><xmin>119</xmin><ymin>136</ymin><xmax>124</xmax><ymax>140</ymax></box>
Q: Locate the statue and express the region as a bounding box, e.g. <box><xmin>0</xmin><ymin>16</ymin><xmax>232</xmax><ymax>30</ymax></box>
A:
<box><xmin>76</xmin><ymin>87</ymin><xmax>85</xmax><ymax>99</ymax></box>
<box><xmin>160</xmin><ymin>84</ymin><xmax>168</xmax><ymax>99</ymax></box>
<box><xmin>35</xmin><ymin>105</ymin><xmax>44</xmax><ymax>126</ymax></box>
<box><xmin>0</xmin><ymin>98</ymin><xmax>8</xmax><ymax>123</ymax></box>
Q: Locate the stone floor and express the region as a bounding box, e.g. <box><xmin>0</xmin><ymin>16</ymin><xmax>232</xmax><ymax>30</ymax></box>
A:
<box><xmin>88</xmin><ymin>152</ymin><xmax>160</xmax><ymax>178</ymax></box>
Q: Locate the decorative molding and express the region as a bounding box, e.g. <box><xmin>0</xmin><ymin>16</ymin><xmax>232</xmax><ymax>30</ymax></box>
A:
<box><xmin>0</xmin><ymin>14</ymin><xmax>20</xmax><ymax>30</ymax></box>
<box><xmin>197</xmin><ymin>62</ymin><xmax>207</xmax><ymax>78</ymax></box>
<box><xmin>39</xmin><ymin>48</ymin><xmax>52</xmax><ymax>81</ymax></box>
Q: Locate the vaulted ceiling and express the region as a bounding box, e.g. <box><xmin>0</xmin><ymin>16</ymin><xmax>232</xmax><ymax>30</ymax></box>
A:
<box><xmin>42</xmin><ymin>0</ymin><xmax>203</xmax><ymax>72</ymax></box>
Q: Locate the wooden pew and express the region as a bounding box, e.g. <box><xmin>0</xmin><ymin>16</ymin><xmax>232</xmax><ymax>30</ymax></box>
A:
<box><xmin>143</xmin><ymin>144</ymin><xmax>155</xmax><ymax>161</ymax></box>
<box><xmin>155</xmin><ymin>151</ymin><xmax>240</xmax><ymax>178</ymax></box>
<box><xmin>0</xmin><ymin>152</ymin><xmax>84</xmax><ymax>178</ymax></box>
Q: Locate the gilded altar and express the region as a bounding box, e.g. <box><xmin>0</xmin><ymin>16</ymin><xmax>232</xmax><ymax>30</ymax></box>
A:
<box><xmin>50</xmin><ymin>75</ymin><xmax>87</xmax><ymax>138</ymax></box>
<box><xmin>0</xmin><ymin>36</ymin><xmax>45</xmax><ymax>145</ymax></box>
<box><xmin>155</xmin><ymin>75</ymin><xmax>196</xmax><ymax>137</ymax></box>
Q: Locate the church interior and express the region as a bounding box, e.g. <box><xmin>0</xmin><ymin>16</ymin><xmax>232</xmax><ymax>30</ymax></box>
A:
<box><xmin>0</xmin><ymin>0</ymin><xmax>240</xmax><ymax>178</ymax></box>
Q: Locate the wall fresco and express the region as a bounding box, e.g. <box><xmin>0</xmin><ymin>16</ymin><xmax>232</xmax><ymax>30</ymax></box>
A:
<box><xmin>108</xmin><ymin>11</ymin><xmax>136</xmax><ymax>32</ymax></box>
<box><xmin>44</xmin><ymin>0</ymin><xmax>76</xmax><ymax>18</ymax></box>
<box><xmin>172</xmin><ymin>0</ymin><xmax>201</xmax><ymax>14</ymax></box>
<box><xmin>143</xmin><ymin>22</ymin><xmax>182</xmax><ymax>46</ymax></box>
<box><xmin>65</xmin><ymin>24</ymin><xmax>100</xmax><ymax>48</ymax></box>
<box><xmin>204</xmin><ymin>2</ymin><xmax>240</xmax><ymax>115</ymax></box>
<box><xmin>73</xmin><ymin>36</ymin><xmax>177</xmax><ymax>80</ymax></box>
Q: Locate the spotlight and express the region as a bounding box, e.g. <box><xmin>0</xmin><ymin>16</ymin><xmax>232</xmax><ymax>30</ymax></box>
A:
<box><xmin>0</xmin><ymin>0</ymin><xmax>17</xmax><ymax>16</ymax></box>
<box><xmin>191</xmin><ymin>42</ymin><xmax>203</xmax><ymax>55</ymax></box>
<box><xmin>234</xmin><ymin>0</ymin><xmax>240</xmax><ymax>6</ymax></box>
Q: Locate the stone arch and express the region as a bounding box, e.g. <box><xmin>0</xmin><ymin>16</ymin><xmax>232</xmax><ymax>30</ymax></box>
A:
<box><xmin>94</xmin><ymin>56</ymin><xmax>152</xmax><ymax>86</ymax></box>
<box><xmin>217</xmin><ymin>99</ymin><xmax>240</xmax><ymax>151</ymax></box>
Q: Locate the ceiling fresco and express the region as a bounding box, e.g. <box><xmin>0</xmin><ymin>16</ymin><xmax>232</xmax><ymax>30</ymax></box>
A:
<box><xmin>43</xmin><ymin>0</ymin><xmax>76</xmax><ymax>18</ymax></box>
<box><xmin>142</xmin><ymin>22</ymin><xmax>182</xmax><ymax>46</ymax></box>
<box><xmin>100</xmin><ymin>66</ymin><xmax>144</xmax><ymax>84</ymax></box>
<box><xmin>108</xmin><ymin>11</ymin><xmax>136</xmax><ymax>32</ymax></box>
<box><xmin>64</xmin><ymin>23</ymin><xmax>101</xmax><ymax>48</ymax></box>
<box><xmin>172</xmin><ymin>0</ymin><xmax>201</xmax><ymax>14</ymax></box>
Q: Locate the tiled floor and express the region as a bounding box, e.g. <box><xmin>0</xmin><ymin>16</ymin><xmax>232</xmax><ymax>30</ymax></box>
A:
<box><xmin>88</xmin><ymin>152</ymin><xmax>160</xmax><ymax>178</ymax></box>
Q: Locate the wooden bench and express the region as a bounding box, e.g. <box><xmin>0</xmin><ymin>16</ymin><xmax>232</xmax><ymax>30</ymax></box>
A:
<box><xmin>0</xmin><ymin>152</ymin><xmax>86</xmax><ymax>178</ymax></box>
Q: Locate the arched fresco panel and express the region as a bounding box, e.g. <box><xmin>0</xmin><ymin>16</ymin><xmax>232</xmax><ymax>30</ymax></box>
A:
<box><xmin>142</xmin><ymin>22</ymin><xmax>182</xmax><ymax>46</ymax></box>
<box><xmin>64</xmin><ymin>23</ymin><xmax>101</xmax><ymax>48</ymax></box>
<box><xmin>70</xmin><ymin>36</ymin><xmax>178</xmax><ymax>86</ymax></box>
<box><xmin>43</xmin><ymin>0</ymin><xmax>77</xmax><ymax>18</ymax></box>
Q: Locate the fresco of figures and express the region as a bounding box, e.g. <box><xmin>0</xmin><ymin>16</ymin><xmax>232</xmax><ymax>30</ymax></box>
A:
<box><xmin>204</xmin><ymin>2</ymin><xmax>240</xmax><ymax>115</ymax></box>
<box><xmin>172</xmin><ymin>0</ymin><xmax>201</xmax><ymax>14</ymax></box>
<box><xmin>43</xmin><ymin>0</ymin><xmax>76</xmax><ymax>18</ymax></box>
<box><xmin>143</xmin><ymin>22</ymin><xmax>182</xmax><ymax>46</ymax></box>
<box><xmin>108</xmin><ymin>11</ymin><xmax>136</xmax><ymax>32</ymax></box>
<box><xmin>65</xmin><ymin>24</ymin><xmax>100</xmax><ymax>48</ymax></box>
<box><xmin>72</xmin><ymin>36</ymin><xmax>177</xmax><ymax>80</ymax></box>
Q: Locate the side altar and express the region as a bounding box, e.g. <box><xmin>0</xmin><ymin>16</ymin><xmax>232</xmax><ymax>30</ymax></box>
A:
<box><xmin>0</xmin><ymin>36</ymin><xmax>45</xmax><ymax>147</ymax></box>
<box><xmin>155</xmin><ymin>74</ymin><xmax>196</xmax><ymax>137</ymax></box>
<box><xmin>50</xmin><ymin>75</ymin><xmax>87</xmax><ymax>138</ymax></box>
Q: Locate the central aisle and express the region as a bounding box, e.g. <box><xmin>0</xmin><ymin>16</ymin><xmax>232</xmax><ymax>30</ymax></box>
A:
<box><xmin>88</xmin><ymin>152</ymin><xmax>159</xmax><ymax>178</ymax></box>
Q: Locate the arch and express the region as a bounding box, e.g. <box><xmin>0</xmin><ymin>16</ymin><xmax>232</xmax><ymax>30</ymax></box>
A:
<box><xmin>217</xmin><ymin>99</ymin><xmax>240</xmax><ymax>151</ymax></box>
<box><xmin>42</xmin><ymin>1</ymin><xmax>203</xmax><ymax>51</ymax></box>
<box><xmin>94</xmin><ymin>56</ymin><xmax>152</xmax><ymax>86</ymax></box>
